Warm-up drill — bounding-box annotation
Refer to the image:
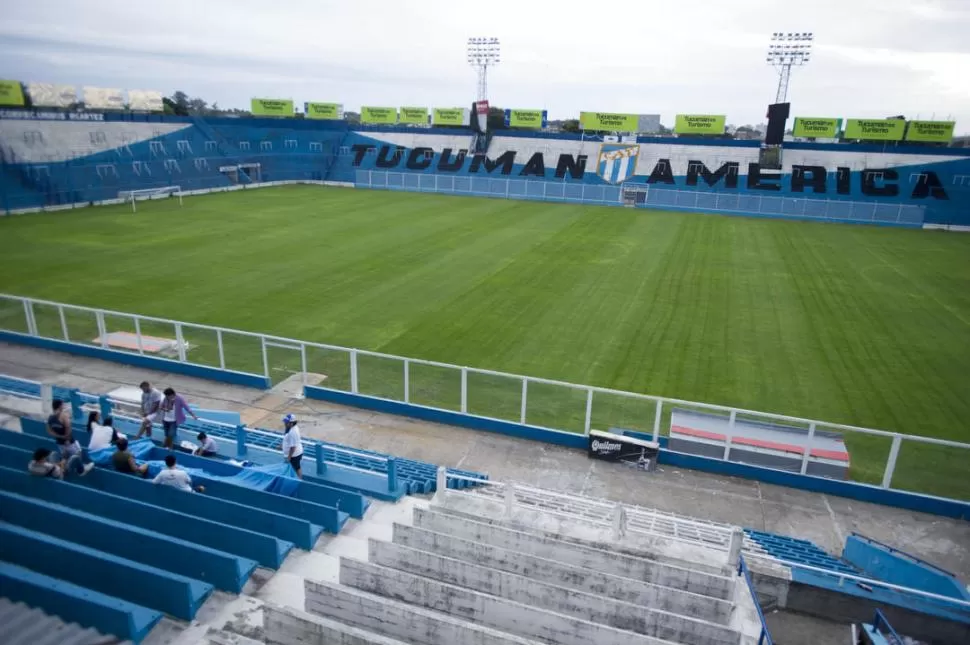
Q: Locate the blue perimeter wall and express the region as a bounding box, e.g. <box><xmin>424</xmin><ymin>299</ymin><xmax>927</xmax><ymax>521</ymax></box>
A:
<box><xmin>843</xmin><ymin>534</ymin><xmax>970</xmax><ymax>601</ymax></box>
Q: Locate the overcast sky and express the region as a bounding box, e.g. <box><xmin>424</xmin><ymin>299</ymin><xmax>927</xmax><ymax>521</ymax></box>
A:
<box><xmin>2</xmin><ymin>0</ymin><xmax>968</xmax><ymax>132</ymax></box>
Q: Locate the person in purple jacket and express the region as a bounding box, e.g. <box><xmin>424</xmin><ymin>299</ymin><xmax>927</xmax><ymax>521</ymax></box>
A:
<box><xmin>158</xmin><ymin>387</ymin><xmax>199</xmax><ymax>450</ymax></box>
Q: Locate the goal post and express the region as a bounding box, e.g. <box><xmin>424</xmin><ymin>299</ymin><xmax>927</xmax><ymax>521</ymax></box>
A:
<box><xmin>118</xmin><ymin>186</ymin><xmax>184</xmax><ymax>213</ymax></box>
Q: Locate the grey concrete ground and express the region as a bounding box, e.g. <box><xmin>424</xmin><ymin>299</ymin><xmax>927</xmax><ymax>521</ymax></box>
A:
<box><xmin>1</xmin><ymin>340</ymin><xmax>968</xmax><ymax>588</ymax></box>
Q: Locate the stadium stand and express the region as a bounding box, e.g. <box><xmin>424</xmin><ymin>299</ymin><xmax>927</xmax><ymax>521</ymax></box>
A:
<box><xmin>0</xmin><ymin>597</ymin><xmax>119</xmax><ymax>645</ymax></box>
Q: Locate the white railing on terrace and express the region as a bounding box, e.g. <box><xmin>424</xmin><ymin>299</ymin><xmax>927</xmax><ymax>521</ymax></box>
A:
<box><xmin>1</xmin><ymin>292</ymin><xmax>969</xmax><ymax>503</ymax></box>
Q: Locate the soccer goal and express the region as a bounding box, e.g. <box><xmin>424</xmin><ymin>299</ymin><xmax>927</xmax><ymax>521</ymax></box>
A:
<box><xmin>118</xmin><ymin>185</ymin><xmax>183</xmax><ymax>213</ymax></box>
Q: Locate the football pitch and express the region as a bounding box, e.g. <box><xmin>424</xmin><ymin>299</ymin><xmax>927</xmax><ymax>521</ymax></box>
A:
<box><xmin>1</xmin><ymin>185</ymin><xmax>969</xmax><ymax>499</ymax></box>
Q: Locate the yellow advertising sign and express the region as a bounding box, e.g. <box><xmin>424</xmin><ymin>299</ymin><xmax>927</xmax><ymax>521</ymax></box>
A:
<box><xmin>251</xmin><ymin>98</ymin><xmax>294</xmax><ymax>117</ymax></box>
<box><xmin>580</xmin><ymin>112</ymin><xmax>639</xmax><ymax>131</ymax></box>
<box><xmin>905</xmin><ymin>120</ymin><xmax>955</xmax><ymax>143</ymax></box>
<box><xmin>399</xmin><ymin>106</ymin><xmax>429</xmax><ymax>125</ymax></box>
<box><xmin>508</xmin><ymin>109</ymin><xmax>545</xmax><ymax>128</ymax></box>
<box><xmin>432</xmin><ymin>108</ymin><xmax>468</xmax><ymax>126</ymax></box>
<box><xmin>843</xmin><ymin>119</ymin><xmax>905</xmax><ymax>141</ymax></box>
<box><xmin>0</xmin><ymin>80</ymin><xmax>26</xmax><ymax>107</ymax></box>
<box><xmin>305</xmin><ymin>102</ymin><xmax>342</xmax><ymax>120</ymax></box>
<box><xmin>674</xmin><ymin>114</ymin><xmax>726</xmax><ymax>135</ymax></box>
<box><xmin>361</xmin><ymin>106</ymin><xmax>398</xmax><ymax>124</ymax></box>
<box><xmin>793</xmin><ymin>117</ymin><xmax>839</xmax><ymax>138</ymax></box>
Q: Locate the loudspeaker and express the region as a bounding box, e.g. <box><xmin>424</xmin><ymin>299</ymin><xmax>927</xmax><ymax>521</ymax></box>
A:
<box><xmin>765</xmin><ymin>102</ymin><xmax>790</xmax><ymax>145</ymax></box>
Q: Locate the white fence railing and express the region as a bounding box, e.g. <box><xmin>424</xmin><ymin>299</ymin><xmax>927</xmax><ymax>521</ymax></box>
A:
<box><xmin>2</xmin><ymin>292</ymin><xmax>969</xmax><ymax>503</ymax></box>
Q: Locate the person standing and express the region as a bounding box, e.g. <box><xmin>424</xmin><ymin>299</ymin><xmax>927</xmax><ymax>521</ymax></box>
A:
<box><xmin>281</xmin><ymin>413</ymin><xmax>304</xmax><ymax>479</ymax></box>
<box><xmin>47</xmin><ymin>400</ymin><xmax>93</xmax><ymax>476</ymax></box>
<box><xmin>158</xmin><ymin>387</ymin><xmax>198</xmax><ymax>450</ymax></box>
<box><xmin>137</xmin><ymin>381</ymin><xmax>163</xmax><ymax>439</ymax></box>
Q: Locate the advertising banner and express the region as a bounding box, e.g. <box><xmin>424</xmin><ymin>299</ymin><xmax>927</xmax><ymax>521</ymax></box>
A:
<box><xmin>844</xmin><ymin>118</ymin><xmax>905</xmax><ymax>141</ymax></box>
<box><xmin>361</xmin><ymin>106</ymin><xmax>398</xmax><ymax>124</ymax></box>
<box><xmin>674</xmin><ymin>114</ymin><xmax>726</xmax><ymax>135</ymax></box>
<box><xmin>580</xmin><ymin>112</ymin><xmax>638</xmax><ymax>131</ymax></box>
<box><xmin>251</xmin><ymin>98</ymin><xmax>294</xmax><ymax>116</ymax></box>
<box><xmin>398</xmin><ymin>106</ymin><xmax>429</xmax><ymax>125</ymax></box>
<box><xmin>587</xmin><ymin>430</ymin><xmax>658</xmax><ymax>472</ymax></box>
<box><xmin>0</xmin><ymin>80</ymin><xmax>25</xmax><ymax>107</ymax></box>
<box><xmin>83</xmin><ymin>87</ymin><xmax>125</xmax><ymax>110</ymax></box>
<box><xmin>127</xmin><ymin>90</ymin><xmax>164</xmax><ymax>112</ymax></box>
<box><xmin>793</xmin><ymin>117</ymin><xmax>840</xmax><ymax>138</ymax></box>
<box><xmin>905</xmin><ymin>120</ymin><xmax>955</xmax><ymax>143</ymax></box>
<box><xmin>432</xmin><ymin>107</ymin><xmax>470</xmax><ymax>126</ymax></box>
<box><xmin>26</xmin><ymin>83</ymin><xmax>77</xmax><ymax>108</ymax></box>
<box><xmin>505</xmin><ymin>109</ymin><xmax>547</xmax><ymax>129</ymax></box>
<box><xmin>304</xmin><ymin>102</ymin><xmax>343</xmax><ymax>120</ymax></box>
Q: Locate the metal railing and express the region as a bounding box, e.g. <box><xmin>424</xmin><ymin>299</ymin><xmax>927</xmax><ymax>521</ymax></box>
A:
<box><xmin>872</xmin><ymin>609</ymin><xmax>903</xmax><ymax>645</ymax></box>
<box><xmin>2</xmin><ymin>292</ymin><xmax>970</xmax><ymax>503</ymax></box>
<box><xmin>738</xmin><ymin>556</ymin><xmax>774</xmax><ymax>645</ymax></box>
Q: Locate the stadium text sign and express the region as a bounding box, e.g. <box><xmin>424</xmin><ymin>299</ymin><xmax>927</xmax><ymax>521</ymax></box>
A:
<box><xmin>305</xmin><ymin>102</ymin><xmax>343</xmax><ymax>119</ymax></box>
<box><xmin>674</xmin><ymin>114</ymin><xmax>726</xmax><ymax>135</ymax></box>
<box><xmin>399</xmin><ymin>107</ymin><xmax>429</xmax><ymax>125</ymax></box>
<box><xmin>844</xmin><ymin>119</ymin><xmax>905</xmax><ymax>141</ymax></box>
<box><xmin>432</xmin><ymin>108</ymin><xmax>469</xmax><ymax>126</ymax></box>
<box><xmin>361</xmin><ymin>107</ymin><xmax>398</xmax><ymax>124</ymax></box>
<box><xmin>507</xmin><ymin>109</ymin><xmax>546</xmax><ymax>128</ymax></box>
<box><xmin>251</xmin><ymin>98</ymin><xmax>294</xmax><ymax>117</ymax></box>
<box><xmin>0</xmin><ymin>80</ymin><xmax>25</xmax><ymax>107</ymax></box>
<box><xmin>793</xmin><ymin>117</ymin><xmax>839</xmax><ymax>138</ymax></box>
<box><xmin>905</xmin><ymin>120</ymin><xmax>955</xmax><ymax>143</ymax></box>
<box><xmin>350</xmin><ymin>143</ymin><xmax>948</xmax><ymax>200</ymax></box>
<box><xmin>580</xmin><ymin>112</ymin><xmax>639</xmax><ymax>132</ymax></box>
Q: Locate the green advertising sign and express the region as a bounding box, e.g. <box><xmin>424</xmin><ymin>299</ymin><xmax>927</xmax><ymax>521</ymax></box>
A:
<box><xmin>432</xmin><ymin>108</ymin><xmax>468</xmax><ymax>126</ymax></box>
<box><xmin>793</xmin><ymin>117</ymin><xmax>840</xmax><ymax>138</ymax></box>
<box><xmin>844</xmin><ymin>118</ymin><xmax>905</xmax><ymax>141</ymax></box>
<box><xmin>305</xmin><ymin>102</ymin><xmax>342</xmax><ymax>120</ymax></box>
<box><xmin>674</xmin><ymin>114</ymin><xmax>726</xmax><ymax>135</ymax></box>
<box><xmin>361</xmin><ymin>106</ymin><xmax>398</xmax><ymax>124</ymax></box>
<box><xmin>905</xmin><ymin>120</ymin><xmax>955</xmax><ymax>143</ymax></box>
<box><xmin>580</xmin><ymin>112</ymin><xmax>639</xmax><ymax>131</ymax></box>
<box><xmin>0</xmin><ymin>80</ymin><xmax>25</xmax><ymax>107</ymax></box>
<box><xmin>399</xmin><ymin>106</ymin><xmax>429</xmax><ymax>125</ymax></box>
<box><xmin>508</xmin><ymin>109</ymin><xmax>545</xmax><ymax>128</ymax></box>
<box><xmin>251</xmin><ymin>98</ymin><xmax>293</xmax><ymax>116</ymax></box>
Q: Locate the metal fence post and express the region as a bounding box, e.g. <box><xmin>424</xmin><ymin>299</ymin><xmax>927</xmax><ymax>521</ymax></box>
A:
<box><xmin>505</xmin><ymin>483</ymin><xmax>516</xmax><ymax>518</ymax></box>
<box><xmin>260</xmin><ymin>336</ymin><xmax>269</xmax><ymax>378</ymax></box>
<box><xmin>58</xmin><ymin>305</ymin><xmax>69</xmax><ymax>341</ymax></box>
<box><xmin>133</xmin><ymin>317</ymin><xmax>144</xmax><ymax>354</ymax></box>
<box><xmin>95</xmin><ymin>310</ymin><xmax>108</xmax><ymax>348</ymax></box>
<box><xmin>40</xmin><ymin>383</ymin><xmax>53</xmax><ymax>415</ymax></box>
<box><xmin>216</xmin><ymin>329</ymin><xmax>225</xmax><ymax>369</ymax></box>
<box><xmin>98</xmin><ymin>395</ymin><xmax>112</xmax><ymax>421</ymax></box>
<box><xmin>350</xmin><ymin>349</ymin><xmax>359</xmax><ymax>394</ymax></box>
<box><xmin>520</xmin><ymin>378</ymin><xmax>528</xmax><ymax>425</ymax></box>
<box><xmin>387</xmin><ymin>457</ymin><xmax>398</xmax><ymax>492</ymax></box>
<box><xmin>652</xmin><ymin>400</ymin><xmax>663</xmax><ymax>442</ymax></box>
<box><xmin>175</xmin><ymin>323</ymin><xmax>187</xmax><ymax>362</ymax></box>
<box><xmin>236</xmin><ymin>424</ymin><xmax>248</xmax><ymax>457</ymax></box>
<box><xmin>882</xmin><ymin>435</ymin><xmax>902</xmax><ymax>489</ymax></box>
<box><xmin>22</xmin><ymin>299</ymin><xmax>37</xmax><ymax>336</ymax></box>
<box><xmin>461</xmin><ymin>367</ymin><xmax>468</xmax><ymax>414</ymax></box>
<box><xmin>300</xmin><ymin>343</ymin><xmax>308</xmax><ymax>391</ymax></box>
<box><xmin>315</xmin><ymin>442</ymin><xmax>327</xmax><ymax>475</ymax></box>
<box><xmin>723</xmin><ymin>409</ymin><xmax>737</xmax><ymax>460</ymax></box>
<box><xmin>403</xmin><ymin>359</ymin><xmax>410</xmax><ymax>403</ymax></box>
<box><xmin>584</xmin><ymin>388</ymin><xmax>593</xmax><ymax>435</ymax></box>
<box><xmin>800</xmin><ymin>422</ymin><xmax>816</xmax><ymax>475</ymax></box>
<box><xmin>612</xmin><ymin>503</ymin><xmax>627</xmax><ymax>540</ymax></box>
<box><xmin>436</xmin><ymin>466</ymin><xmax>447</xmax><ymax>495</ymax></box>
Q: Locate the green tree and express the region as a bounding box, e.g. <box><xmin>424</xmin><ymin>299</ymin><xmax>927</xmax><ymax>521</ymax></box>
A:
<box><xmin>561</xmin><ymin>119</ymin><xmax>580</xmax><ymax>133</ymax></box>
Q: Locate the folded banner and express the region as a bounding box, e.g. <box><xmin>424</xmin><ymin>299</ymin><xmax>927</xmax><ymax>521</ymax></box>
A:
<box><xmin>674</xmin><ymin>114</ymin><xmax>726</xmax><ymax>135</ymax></box>
<box><xmin>793</xmin><ymin>117</ymin><xmax>840</xmax><ymax>138</ymax></box>
<box><xmin>26</xmin><ymin>83</ymin><xmax>77</xmax><ymax>108</ymax></box>
<box><xmin>0</xmin><ymin>80</ymin><xmax>25</xmax><ymax>107</ymax></box>
<box><xmin>304</xmin><ymin>102</ymin><xmax>343</xmax><ymax>120</ymax></box>
<box><xmin>361</xmin><ymin>106</ymin><xmax>398</xmax><ymax>124</ymax></box>
<box><xmin>83</xmin><ymin>86</ymin><xmax>125</xmax><ymax>110</ymax></box>
<box><xmin>127</xmin><ymin>90</ymin><xmax>164</xmax><ymax>112</ymax></box>
<box><xmin>844</xmin><ymin>118</ymin><xmax>905</xmax><ymax>141</ymax></box>
<box><xmin>251</xmin><ymin>98</ymin><xmax>294</xmax><ymax>117</ymax></box>
<box><xmin>905</xmin><ymin>120</ymin><xmax>955</xmax><ymax>143</ymax></box>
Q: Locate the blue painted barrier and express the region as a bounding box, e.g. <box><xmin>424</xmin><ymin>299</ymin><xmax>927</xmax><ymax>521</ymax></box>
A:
<box><xmin>0</xmin><ymin>465</ymin><xmax>293</xmax><ymax>569</ymax></box>
<box><xmin>0</xmin><ymin>561</ymin><xmax>162</xmax><ymax>643</ymax></box>
<box><xmin>0</xmin><ymin>375</ymin><xmax>41</xmax><ymax>398</ymax></box>
<box><xmin>844</xmin><ymin>534</ymin><xmax>970</xmax><ymax>601</ymax></box>
<box><xmin>0</xmin><ymin>520</ymin><xmax>212</xmax><ymax>621</ymax></box>
<box><xmin>0</xmin><ymin>488</ymin><xmax>255</xmax><ymax>593</ymax></box>
<box><xmin>0</xmin><ymin>331</ymin><xmax>271</xmax><ymax>390</ymax></box>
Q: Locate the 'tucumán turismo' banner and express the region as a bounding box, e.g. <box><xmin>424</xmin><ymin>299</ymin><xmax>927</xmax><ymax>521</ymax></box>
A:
<box><xmin>580</xmin><ymin>112</ymin><xmax>638</xmax><ymax>131</ymax></box>
<box><xmin>844</xmin><ymin>118</ymin><xmax>905</xmax><ymax>141</ymax></box>
<box><xmin>251</xmin><ymin>98</ymin><xmax>294</xmax><ymax>116</ymax></box>
<box><xmin>0</xmin><ymin>80</ymin><xmax>25</xmax><ymax>107</ymax></box>
<box><xmin>674</xmin><ymin>114</ymin><xmax>726</xmax><ymax>135</ymax></box>
<box><xmin>398</xmin><ymin>106</ymin><xmax>429</xmax><ymax>125</ymax></box>
<box><xmin>905</xmin><ymin>120</ymin><xmax>955</xmax><ymax>143</ymax></box>
<box><xmin>793</xmin><ymin>117</ymin><xmax>840</xmax><ymax>138</ymax></box>
<box><xmin>304</xmin><ymin>102</ymin><xmax>343</xmax><ymax>119</ymax></box>
<box><xmin>505</xmin><ymin>109</ymin><xmax>547</xmax><ymax>129</ymax></box>
<box><xmin>432</xmin><ymin>107</ymin><xmax>470</xmax><ymax>126</ymax></box>
<box><xmin>361</xmin><ymin>106</ymin><xmax>398</xmax><ymax>124</ymax></box>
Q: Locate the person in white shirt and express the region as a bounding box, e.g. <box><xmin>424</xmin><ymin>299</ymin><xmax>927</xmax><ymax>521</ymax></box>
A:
<box><xmin>281</xmin><ymin>413</ymin><xmax>304</xmax><ymax>479</ymax></box>
<box><xmin>88</xmin><ymin>413</ymin><xmax>123</xmax><ymax>452</ymax></box>
<box><xmin>136</xmin><ymin>381</ymin><xmax>163</xmax><ymax>439</ymax></box>
<box><xmin>153</xmin><ymin>454</ymin><xmax>204</xmax><ymax>492</ymax></box>
<box><xmin>194</xmin><ymin>432</ymin><xmax>218</xmax><ymax>457</ymax></box>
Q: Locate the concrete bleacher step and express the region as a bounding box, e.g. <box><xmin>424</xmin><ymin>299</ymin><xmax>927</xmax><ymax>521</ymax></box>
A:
<box><xmin>264</xmin><ymin>604</ymin><xmax>411</xmax><ymax>645</ymax></box>
<box><xmin>0</xmin><ymin>561</ymin><xmax>162</xmax><ymax>642</ymax></box>
<box><xmin>0</xmin><ymin>488</ymin><xmax>258</xmax><ymax>593</ymax></box>
<box><xmin>364</xmin><ymin>539</ymin><xmax>740</xmax><ymax>645</ymax></box>
<box><xmin>0</xmin><ymin>597</ymin><xmax>120</xmax><ymax>645</ymax></box>
<box><xmin>410</xmin><ymin>507</ymin><xmax>734</xmax><ymax>600</ymax></box>
<box><xmin>0</xmin><ymin>520</ymin><xmax>213</xmax><ymax>621</ymax></box>
<box><xmin>390</xmin><ymin>523</ymin><xmax>734</xmax><ymax>625</ymax></box>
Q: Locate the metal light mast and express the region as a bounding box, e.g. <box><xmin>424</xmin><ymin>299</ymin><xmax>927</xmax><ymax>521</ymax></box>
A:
<box><xmin>467</xmin><ymin>37</ymin><xmax>500</xmax><ymax>101</ymax></box>
<box><xmin>766</xmin><ymin>32</ymin><xmax>813</xmax><ymax>103</ymax></box>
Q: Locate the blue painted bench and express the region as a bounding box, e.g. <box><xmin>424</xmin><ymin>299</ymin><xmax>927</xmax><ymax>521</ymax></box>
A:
<box><xmin>0</xmin><ymin>520</ymin><xmax>212</xmax><ymax>621</ymax></box>
<box><xmin>0</xmin><ymin>561</ymin><xmax>162</xmax><ymax>643</ymax></box>
<box><xmin>0</xmin><ymin>488</ymin><xmax>255</xmax><ymax>593</ymax></box>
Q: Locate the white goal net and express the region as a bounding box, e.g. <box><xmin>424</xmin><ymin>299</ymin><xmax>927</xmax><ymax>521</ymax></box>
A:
<box><xmin>118</xmin><ymin>185</ymin><xmax>183</xmax><ymax>213</ymax></box>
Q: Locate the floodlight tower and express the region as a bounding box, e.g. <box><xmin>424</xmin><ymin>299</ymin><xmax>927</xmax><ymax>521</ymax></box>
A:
<box><xmin>467</xmin><ymin>37</ymin><xmax>500</xmax><ymax>101</ymax></box>
<box><xmin>766</xmin><ymin>32</ymin><xmax>813</xmax><ymax>103</ymax></box>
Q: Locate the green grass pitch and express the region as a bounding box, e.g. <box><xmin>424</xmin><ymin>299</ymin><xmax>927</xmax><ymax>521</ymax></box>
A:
<box><xmin>1</xmin><ymin>185</ymin><xmax>968</xmax><ymax>499</ymax></box>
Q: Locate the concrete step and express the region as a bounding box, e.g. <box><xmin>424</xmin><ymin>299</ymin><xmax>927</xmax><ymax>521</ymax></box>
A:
<box><xmin>391</xmin><ymin>522</ymin><xmax>734</xmax><ymax>625</ymax></box>
<box><xmin>340</xmin><ymin>557</ymin><xmax>684</xmax><ymax>645</ymax></box>
<box><xmin>264</xmin><ymin>603</ymin><xmax>410</xmax><ymax>645</ymax></box>
<box><xmin>304</xmin><ymin>578</ymin><xmax>544</xmax><ymax>645</ymax></box>
<box><xmin>0</xmin><ymin>597</ymin><xmax>126</xmax><ymax>645</ymax></box>
<box><xmin>411</xmin><ymin>507</ymin><xmax>734</xmax><ymax>600</ymax></box>
<box><xmin>367</xmin><ymin>539</ymin><xmax>740</xmax><ymax>645</ymax></box>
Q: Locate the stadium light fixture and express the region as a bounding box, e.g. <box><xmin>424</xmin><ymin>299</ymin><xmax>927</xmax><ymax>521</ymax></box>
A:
<box><xmin>766</xmin><ymin>31</ymin><xmax>813</xmax><ymax>103</ymax></box>
<box><xmin>467</xmin><ymin>37</ymin><xmax>500</xmax><ymax>101</ymax></box>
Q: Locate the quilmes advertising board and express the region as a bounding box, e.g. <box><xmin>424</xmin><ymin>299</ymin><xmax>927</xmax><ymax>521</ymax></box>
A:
<box><xmin>674</xmin><ymin>114</ymin><xmax>726</xmax><ymax>135</ymax></box>
<box><xmin>251</xmin><ymin>98</ymin><xmax>294</xmax><ymax>116</ymax></box>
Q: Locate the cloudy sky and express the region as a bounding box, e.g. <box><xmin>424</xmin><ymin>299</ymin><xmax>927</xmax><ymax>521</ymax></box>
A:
<box><xmin>2</xmin><ymin>0</ymin><xmax>968</xmax><ymax>132</ymax></box>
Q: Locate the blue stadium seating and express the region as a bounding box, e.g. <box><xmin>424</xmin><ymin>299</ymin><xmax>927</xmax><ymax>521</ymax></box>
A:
<box><xmin>745</xmin><ymin>528</ymin><xmax>859</xmax><ymax>574</ymax></box>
